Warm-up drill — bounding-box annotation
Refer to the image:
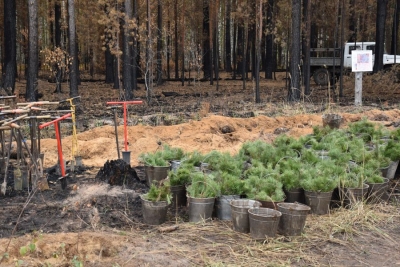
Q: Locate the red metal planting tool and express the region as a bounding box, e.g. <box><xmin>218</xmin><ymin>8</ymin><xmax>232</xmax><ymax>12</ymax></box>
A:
<box><xmin>38</xmin><ymin>113</ymin><xmax>71</xmax><ymax>189</ymax></box>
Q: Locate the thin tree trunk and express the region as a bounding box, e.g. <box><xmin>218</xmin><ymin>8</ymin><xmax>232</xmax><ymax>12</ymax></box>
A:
<box><xmin>174</xmin><ymin>0</ymin><xmax>179</xmax><ymax>79</ymax></box>
<box><xmin>214</xmin><ymin>0</ymin><xmax>219</xmax><ymax>90</ymax></box>
<box><xmin>233</xmin><ymin>17</ymin><xmax>237</xmax><ymax>79</ymax></box>
<box><xmin>68</xmin><ymin>0</ymin><xmax>78</xmax><ymax>97</ymax></box>
<box><xmin>203</xmin><ymin>0</ymin><xmax>211</xmax><ymax>80</ymax></box>
<box><xmin>167</xmin><ymin>19</ymin><xmax>171</xmax><ymax>79</ymax></box>
<box><xmin>54</xmin><ymin>1</ymin><xmax>63</xmax><ymax>93</ymax></box>
<box><xmin>255</xmin><ymin>0</ymin><xmax>262</xmax><ymax>103</ymax></box>
<box><xmin>242</xmin><ymin>21</ymin><xmax>248</xmax><ymax>90</ymax></box>
<box><xmin>374</xmin><ymin>0</ymin><xmax>389</xmax><ymax>73</ymax></box>
<box><xmin>105</xmin><ymin>46</ymin><xmax>114</xmax><ymax>83</ymax></box>
<box><xmin>132</xmin><ymin>0</ymin><xmax>138</xmax><ymax>90</ymax></box>
<box><xmin>265</xmin><ymin>0</ymin><xmax>274</xmax><ymax>79</ymax></box>
<box><xmin>225</xmin><ymin>0</ymin><xmax>232</xmax><ymax>72</ymax></box>
<box><xmin>288</xmin><ymin>0</ymin><xmax>301</xmax><ymax>101</ymax></box>
<box><xmin>3</xmin><ymin>0</ymin><xmax>17</xmax><ymax>95</ymax></box>
<box><xmin>123</xmin><ymin>0</ymin><xmax>133</xmax><ymax>99</ymax></box>
<box><xmin>157</xmin><ymin>0</ymin><xmax>163</xmax><ymax>85</ymax></box>
<box><xmin>302</xmin><ymin>0</ymin><xmax>311</xmax><ymax>95</ymax></box>
<box><xmin>26</xmin><ymin>0</ymin><xmax>38</xmax><ymax>101</ymax></box>
<box><xmin>209</xmin><ymin>0</ymin><xmax>214</xmax><ymax>85</ymax></box>
<box><xmin>181</xmin><ymin>0</ymin><xmax>185</xmax><ymax>86</ymax></box>
<box><xmin>391</xmin><ymin>0</ymin><xmax>400</xmax><ymax>56</ymax></box>
<box><xmin>146</xmin><ymin>0</ymin><xmax>152</xmax><ymax>103</ymax></box>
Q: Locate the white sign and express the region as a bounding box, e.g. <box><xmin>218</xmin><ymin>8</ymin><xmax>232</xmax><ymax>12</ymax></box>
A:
<box><xmin>352</xmin><ymin>50</ymin><xmax>373</xmax><ymax>72</ymax></box>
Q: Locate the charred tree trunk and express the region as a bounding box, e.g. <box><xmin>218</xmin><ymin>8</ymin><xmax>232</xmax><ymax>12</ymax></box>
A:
<box><xmin>288</xmin><ymin>0</ymin><xmax>301</xmax><ymax>101</ymax></box>
<box><xmin>373</xmin><ymin>0</ymin><xmax>389</xmax><ymax>73</ymax></box>
<box><xmin>146</xmin><ymin>0</ymin><xmax>152</xmax><ymax>102</ymax></box>
<box><xmin>105</xmin><ymin>46</ymin><xmax>114</xmax><ymax>84</ymax></box>
<box><xmin>132</xmin><ymin>0</ymin><xmax>138</xmax><ymax>90</ymax></box>
<box><xmin>54</xmin><ymin>1</ymin><xmax>63</xmax><ymax>93</ymax></box>
<box><xmin>174</xmin><ymin>0</ymin><xmax>179</xmax><ymax>79</ymax></box>
<box><xmin>265</xmin><ymin>0</ymin><xmax>274</xmax><ymax>79</ymax></box>
<box><xmin>68</xmin><ymin>0</ymin><xmax>79</xmax><ymax>97</ymax></box>
<box><xmin>3</xmin><ymin>0</ymin><xmax>17</xmax><ymax>95</ymax></box>
<box><xmin>255</xmin><ymin>0</ymin><xmax>262</xmax><ymax>103</ymax></box>
<box><xmin>123</xmin><ymin>0</ymin><xmax>133</xmax><ymax>99</ymax></box>
<box><xmin>391</xmin><ymin>0</ymin><xmax>400</xmax><ymax>56</ymax></box>
<box><xmin>225</xmin><ymin>0</ymin><xmax>232</xmax><ymax>72</ymax></box>
<box><xmin>349</xmin><ymin>0</ymin><xmax>357</xmax><ymax>42</ymax></box>
<box><xmin>232</xmin><ymin>18</ymin><xmax>237</xmax><ymax>79</ymax></box>
<box><xmin>167</xmin><ymin>18</ymin><xmax>171</xmax><ymax>79</ymax></box>
<box><xmin>237</xmin><ymin>24</ymin><xmax>244</xmax><ymax>80</ymax></box>
<box><xmin>157</xmin><ymin>0</ymin><xmax>163</xmax><ymax>85</ymax></box>
<box><xmin>302</xmin><ymin>0</ymin><xmax>311</xmax><ymax>95</ymax></box>
<box><xmin>203</xmin><ymin>0</ymin><xmax>211</xmax><ymax>80</ymax></box>
<box><xmin>26</xmin><ymin>0</ymin><xmax>38</xmax><ymax>101</ymax></box>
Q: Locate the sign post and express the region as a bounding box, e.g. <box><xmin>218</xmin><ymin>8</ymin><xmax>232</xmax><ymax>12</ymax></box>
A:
<box><xmin>351</xmin><ymin>50</ymin><xmax>373</xmax><ymax>106</ymax></box>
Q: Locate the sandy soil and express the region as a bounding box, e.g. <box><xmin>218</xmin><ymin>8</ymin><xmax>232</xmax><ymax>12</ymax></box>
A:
<box><xmin>38</xmin><ymin>109</ymin><xmax>400</xmax><ymax>168</ymax></box>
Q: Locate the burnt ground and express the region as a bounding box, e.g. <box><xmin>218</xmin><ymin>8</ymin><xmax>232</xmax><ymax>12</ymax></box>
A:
<box><xmin>0</xmin><ymin>72</ymin><xmax>400</xmax><ymax>266</ymax></box>
<box><xmin>1</xmin><ymin>161</ymin><xmax>148</xmax><ymax>239</ymax></box>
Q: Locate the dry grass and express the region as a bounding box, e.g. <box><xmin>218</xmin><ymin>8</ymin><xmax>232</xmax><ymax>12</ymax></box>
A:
<box><xmin>1</xmin><ymin>191</ymin><xmax>399</xmax><ymax>266</ymax></box>
<box><xmin>119</xmin><ymin>202</ymin><xmax>399</xmax><ymax>266</ymax></box>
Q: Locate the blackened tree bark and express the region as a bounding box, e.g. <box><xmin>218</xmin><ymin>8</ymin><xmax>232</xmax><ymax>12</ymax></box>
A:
<box><xmin>132</xmin><ymin>0</ymin><xmax>138</xmax><ymax>90</ymax></box>
<box><xmin>68</xmin><ymin>0</ymin><xmax>79</xmax><ymax>97</ymax></box>
<box><xmin>146</xmin><ymin>0</ymin><xmax>152</xmax><ymax>102</ymax></box>
<box><xmin>203</xmin><ymin>0</ymin><xmax>211</xmax><ymax>80</ymax></box>
<box><xmin>157</xmin><ymin>0</ymin><xmax>163</xmax><ymax>85</ymax></box>
<box><xmin>225</xmin><ymin>0</ymin><xmax>232</xmax><ymax>72</ymax></box>
<box><xmin>167</xmin><ymin>18</ymin><xmax>171</xmax><ymax>79</ymax></box>
<box><xmin>26</xmin><ymin>0</ymin><xmax>38</xmax><ymax>101</ymax></box>
<box><xmin>374</xmin><ymin>0</ymin><xmax>389</xmax><ymax>73</ymax></box>
<box><xmin>349</xmin><ymin>0</ymin><xmax>357</xmax><ymax>42</ymax></box>
<box><xmin>302</xmin><ymin>0</ymin><xmax>311</xmax><ymax>95</ymax></box>
<box><xmin>113</xmin><ymin>54</ymin><xmax>120</xmax><ymax>89</ymax></box>
<box><xmin>232</xmin><ymin>18</ymin><xmax>237</xmax><ymax>79</ymax></box>
<box><xmin>55</xmin><ymin>2</ymin><xmax>62</xmax><ymax>46</ymax></box>
<box><xmin>237</xmin><ymin>24</ymin><xmax>244</xmax><ymax>80</ymax></box>
<box><xmin>3</xmin><ymin>0</ymin><xmax>17</xmax><ymax>95</ymax></box>
<box><xmin>123</xmin><ymin>0</ymin><xmax>133</xmax><ymax>100</ymax></box>
<box><xmin>105</xmin><ymin>46</ymin><xmax>114</xmax><ymax>83</ymax></box>
<box><xmin>174</xmin><ymin>0</ymin><xmax>179</xmax><ymax>79</ymax></box>
<box><xmin>288</xmin><ymin>0</ymin><xmax>301</xmax><ymax>101</ymax></box>
<box><xmin>54</xmin><ymin>1</ymin><xmax>63</xmax><ymax>93</ymax></box>
<box><xmin>181</xmin><ymin>0</ymin><xmax>185</xmax><ymax>86</ymax></box>
<box><xmin>391</xmin><ymin>0</ymin><xmax>400</xmax><ymax>55</ymax></box>
<box><xmin>265</xmin><ymin>0</ymin><xmax>274</xmax><ymax>79</ymax></box>
<box><xmin>255</xmin><ymin>0</ymin><xmax>262</xmax><ymax>103</ymax></box>
<box><xmin>310</xmin><ymin>23</ymin><xmax>318</xmax><ymax>48</ymax></box>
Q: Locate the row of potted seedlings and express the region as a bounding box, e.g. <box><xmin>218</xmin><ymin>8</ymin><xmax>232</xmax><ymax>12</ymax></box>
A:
<box><xmin>138</xmin><ymin>119</ymin><xmax>400</xmax><ymax>238</ymax></box>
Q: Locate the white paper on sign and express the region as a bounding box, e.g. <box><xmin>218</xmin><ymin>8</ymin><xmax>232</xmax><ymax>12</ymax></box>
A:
<box><xmin>352</xmin><ymin>50</ymin><xmax>373</xmax><ymax>72</ymax></box>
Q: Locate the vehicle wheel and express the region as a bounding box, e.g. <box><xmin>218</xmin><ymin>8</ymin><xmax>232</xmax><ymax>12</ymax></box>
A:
<box><xmin>313</xmin><ymin>68</ymin><xmax>330</xmax><ymax>85</ymax></box>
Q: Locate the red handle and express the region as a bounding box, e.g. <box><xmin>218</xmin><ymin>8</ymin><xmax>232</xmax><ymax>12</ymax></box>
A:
<box><xmin>106</xmin><ymin>101</ymin><xmax>143</xmax><ymax>105</ymax></box>
<box><xmin>39</xmin><ymin>113</ymin><xmax>71</xmax><ymax>129</ymax></box>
